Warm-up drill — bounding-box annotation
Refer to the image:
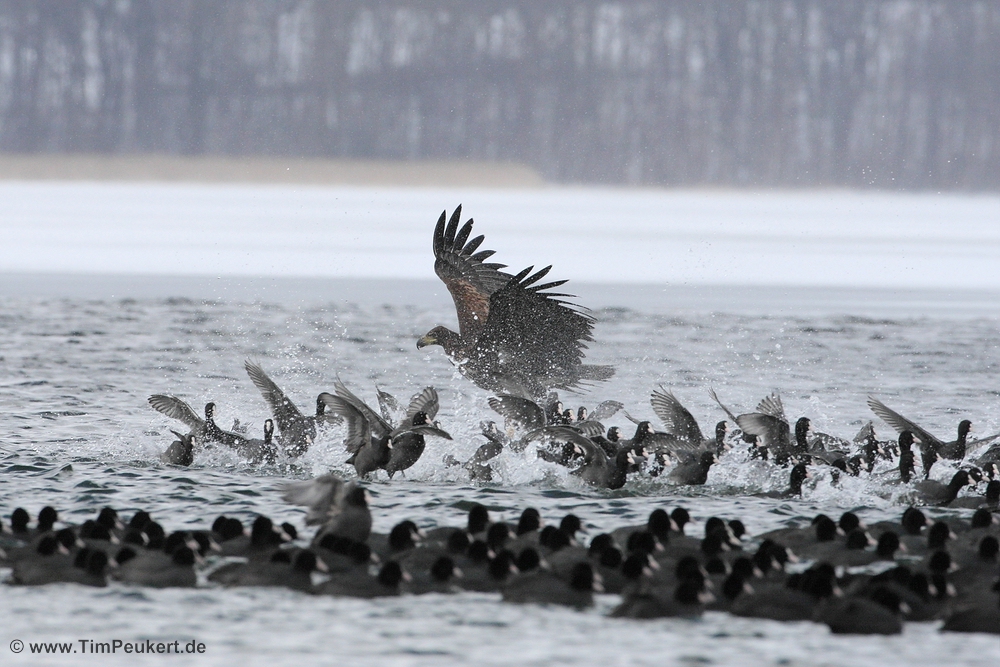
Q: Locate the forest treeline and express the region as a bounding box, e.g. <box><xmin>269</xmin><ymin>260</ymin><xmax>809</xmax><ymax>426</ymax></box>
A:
<box><xmin>1</xmin><ymin>1</ymin><xmax>998</xmax><ymax>188</ymax></box>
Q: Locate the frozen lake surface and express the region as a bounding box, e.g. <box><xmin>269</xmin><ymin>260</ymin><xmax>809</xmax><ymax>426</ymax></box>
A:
<box><xmin>1</xmin><ymin>184</ymin><xmax>998</xmax><ymax>666</ymax></box>
<box><xmin>2</xmin><ymin>181</ymin><xmax>999</xmax><ymax>289</ymax></box>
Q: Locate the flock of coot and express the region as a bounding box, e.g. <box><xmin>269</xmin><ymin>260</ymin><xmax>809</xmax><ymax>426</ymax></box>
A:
<box><xmin>146</xmin><ymin>357</ymin><xmax>1000</xmax><ymax>507</ymax></box>
<box><xmin>2</xmin><ymin>492</ymin><xmax>998</xmax><ymax>636</ymax></box>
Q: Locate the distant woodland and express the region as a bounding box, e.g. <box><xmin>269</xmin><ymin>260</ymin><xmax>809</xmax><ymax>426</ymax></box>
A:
<box><xmin>1</xmin><ymin>1</ymin><xmax>998</xmax><ymax>188</ymax></box>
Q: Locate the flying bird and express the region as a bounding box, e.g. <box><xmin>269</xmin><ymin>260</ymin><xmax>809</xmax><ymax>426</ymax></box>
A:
<box><xmin>321</xmin><ymin>379</ymin><xmax>451</xmax><ymax>478</ymax></box>
<box><xmin>148</xmin><ymin>396</ymin><xmax>245</xmax><ymax>447</ymax></box>
<box><xmin>281</xmin><ymin>474</ymin><xmax>372</xmax><ymax>544</ymax></box>
<box><xmin>867</xmin><ymin>396</ymin><xmax>1000</xmax><ymax>477</ymax></box>
<box><xmin>711</xmin><ymin>390</ymin><xmax>796</xmax><ymax>466</ymax></box>
<box><xmin>532</xmin><ymin>426</ymin><xmax>643</xmax><ymax>489</ymax></box>
<box><xmin>416</xmin><ymin>206</ymin><xmax>614</xmax><ymax>399</ymax></box>
<box><xmin>148</xmin><ymin>395</ymin><xmax>276</xmax><ymax>463</ymax></box>
<box><xmin>648</xmin><ymin>387</ymin><xmax>730</xmax><ymax>456</ymax></box>
<box><xmin>244</xmin><ymin>359</ymin><xmax>339</xmax><ymax>458</ymax></box>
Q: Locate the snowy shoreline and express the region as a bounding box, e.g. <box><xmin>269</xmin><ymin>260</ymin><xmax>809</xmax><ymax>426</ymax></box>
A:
<box><xmin>2</xmin><ymin>183</ymin><xmax>998</xmax><ymax>291</ymax></box>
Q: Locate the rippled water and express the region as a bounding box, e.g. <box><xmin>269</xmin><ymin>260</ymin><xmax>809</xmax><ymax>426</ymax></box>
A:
<box><xmin>1</xmin><ymin>277</ymin><xmax>999</xmax><ymax>667</ymax></box>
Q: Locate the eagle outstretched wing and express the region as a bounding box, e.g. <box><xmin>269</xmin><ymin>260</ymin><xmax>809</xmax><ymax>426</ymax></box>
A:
<box><xmin>471</xmin><ymin>265</ymin><xmax>597</xmax><ymax>393</ymax></box>
<box><xmin>433</xmin><ymin>205</ymin><xmax>512</xmax><ymax>342</ymax></box>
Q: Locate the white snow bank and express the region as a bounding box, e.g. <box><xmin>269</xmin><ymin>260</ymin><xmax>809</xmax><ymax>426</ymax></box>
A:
<box><xmin>2</xmin><ymin>182</ymin><xmax>998</xmax><ymax>289</ymax></box>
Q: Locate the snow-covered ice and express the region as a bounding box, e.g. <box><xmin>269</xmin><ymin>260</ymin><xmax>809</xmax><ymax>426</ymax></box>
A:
<box><xmin>2</xmin><ymin>182</ymin><xmax>998</xmax><ymax>289</ymax></box>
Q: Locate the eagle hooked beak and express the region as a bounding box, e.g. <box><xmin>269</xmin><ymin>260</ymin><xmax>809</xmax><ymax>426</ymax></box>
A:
<box><xmin>416</xmin><ymin>334</ymin><xmax>436</xmax><ymax>349</ymax></box>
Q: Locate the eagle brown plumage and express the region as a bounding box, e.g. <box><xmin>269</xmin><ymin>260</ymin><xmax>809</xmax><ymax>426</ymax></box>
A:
<box><xmin>416</xmin><ymin>205</ymin><xmax>614</xmax><ymax>398</ymax></box>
